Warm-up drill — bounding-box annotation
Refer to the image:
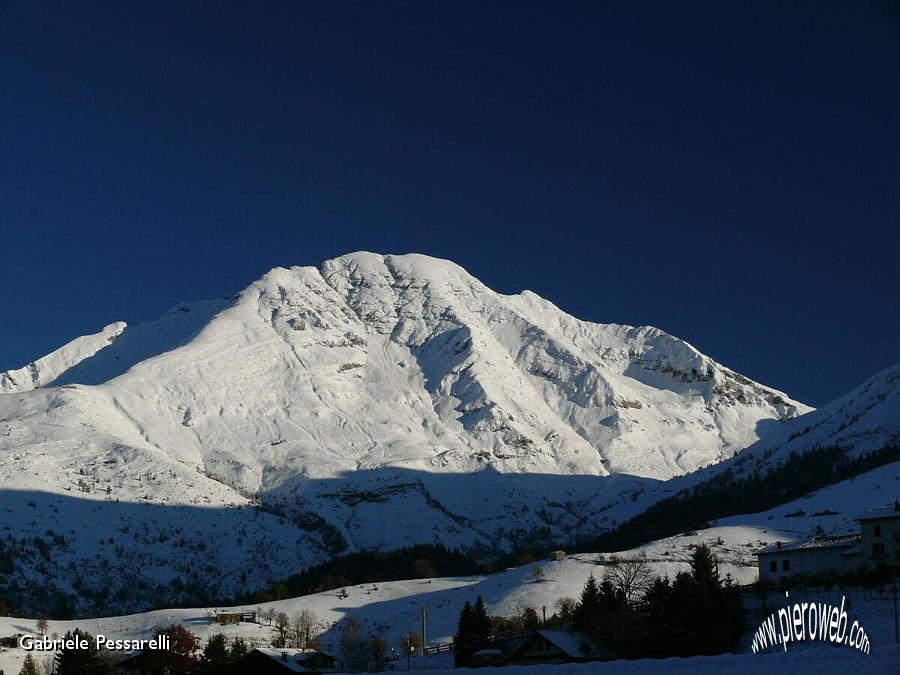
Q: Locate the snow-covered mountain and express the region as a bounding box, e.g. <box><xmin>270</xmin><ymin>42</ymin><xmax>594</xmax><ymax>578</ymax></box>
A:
<box><xmin>0</xmin><ymin>252</ymin><xmax>816</xmax><ymax>615</ymax></box>
<box><xmin>2</xmin><ymin>252</ymin><xmax>807</xmax><ymax>477</ymax></box>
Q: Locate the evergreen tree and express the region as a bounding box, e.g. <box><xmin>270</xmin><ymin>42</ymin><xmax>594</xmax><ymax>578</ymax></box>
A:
<box><xmin>54</xmin><ymin>628</ymin><xmax>104</xmax><ymax>675</ymax></box>
<box><xmin>453</xmin><ymin>595</ymin><xmax>491</xmax><ymax>666</ymax></box>
<box><xmin>229</xmin><ymin>636</ymin><xmax>249</xmax><ymax>661</ymax></box>
<box><xmin>471</xmin><ymin>595</ymin><xmax>491</xmax><ymax>645</ymax></box>
<box><xmin>18</xmin><ymin>654</ymin><xmax>38</xmax><ymax>675</ymax></box>
<box><xmin>573</xmin><ymin>573</ymin><xmax>601</xmax><ymax>633</ymax></box>
<box><xmin>640</xmin><ymin>545</ymin><xmax>745</xmax><ymax>657</ymax></box>
<box><xmin>596</xmin><ymin>578</ymin><xmax>630</xmax><ymax>650</ymax></box>
<box><xmin>639</xmin><ymin>576</ymin><xmax>676</xmax><ymax>657</ymax></box>
<box><xmin>453</xmin><ymin>600</ymin><xmax>474</xmax><ymax>667</ymax></box>
<box><xmin>202</xmin><ymin>632</ymin><xmax>231</xmax><ymax>672</ymax></box>
<box><xmin>689</xmin><ymin>543</ymin><xmax>719</xmax><ymax>591</ymax></box>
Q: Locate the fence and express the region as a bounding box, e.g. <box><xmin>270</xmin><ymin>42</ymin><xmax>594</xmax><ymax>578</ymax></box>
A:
<box><xmin>424</xmin><ymin>643</ymin><xmax>454</xmax><ymax>655</ymax></box>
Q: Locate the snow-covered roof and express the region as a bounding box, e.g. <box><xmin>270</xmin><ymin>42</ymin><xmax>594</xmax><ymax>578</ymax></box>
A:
<box><xmin>251</xmin><ymin>648</ymin><xmax>333</xmax><ymax>672</ymax></box>
<box><xmin>757</xmin><ymin>534</ymin><xmax>861</xmax><ymax>555</ymax></box>
<box><xmin>858</xmin><ymin>504</ymin><xmax>900</xmax><ymax>521</ymax></box>
<box><xmin>841</xmin><ymin>543</ymin><xmax>864</xmax><ymax>556</ymax></box>
<box><xmin>534</xmin><ymin>630</ymin><xmax>602</xmax><ymax>658</ymax></box>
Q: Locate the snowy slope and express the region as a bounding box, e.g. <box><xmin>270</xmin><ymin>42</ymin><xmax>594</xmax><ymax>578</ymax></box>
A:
<box><xmin>0</xmin><ymin>322</ymin><xmax>126</xmax><ymax>393</ymax></box>
<box><xmin>733</xmin><ymin>363</ymin><xmax>900</xmax><ymax>465</ymax></box>
<box><xmin>0</xmin><ymin>252</ymin><xmax>815</xmax><ymax>614</ymax></box>
<box><xmin>617</xmin><ymin>363</ymin><xmax>900</xmax><ymax>525</ymax></box>
<box><xmin>717</xmin><ymin>461</ymin><xmax>900</xmax><ymax>537</ymax></box>
<box><xmin>0</xmin><ymin>538</ymin><xmax>761</xmax><ymax>675</ymax></box>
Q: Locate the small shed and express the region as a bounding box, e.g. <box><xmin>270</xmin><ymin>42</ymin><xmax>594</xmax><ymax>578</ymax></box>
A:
<box><xmin>216</xmin><ymin>610</ymin><xmax>256</xmax><ymax>625</ymax></box>
<box><xmin>549</xmin><ymin>550</ymin><xmax>566</xmax><ymax>562</ymax></box>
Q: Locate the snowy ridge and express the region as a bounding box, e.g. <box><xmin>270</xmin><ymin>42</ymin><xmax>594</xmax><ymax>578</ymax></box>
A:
<box><xmin>0</xmin><ymin>322</ymin><xmax>126</xmax><ymax>393</ymax></box>
<box><xmin>611</xmin><ymin>362</ymin><xmax>900</xmax><ymax>534</ymax></box>
<box><xmin>745</xmin><ymin>363</ymin><xmax>900</xmax><ymax>463</ymax></box>
<box><xmin>688</xmin><ymin>363</ymin><xmax>900</xmax><ymax>487</ymax></box>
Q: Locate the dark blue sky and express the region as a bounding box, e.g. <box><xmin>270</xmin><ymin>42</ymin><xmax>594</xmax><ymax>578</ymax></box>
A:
<box><xmin>1</xmin><ymin>2</ymin><xmax>898</xmax><ymax>406</ymax></box>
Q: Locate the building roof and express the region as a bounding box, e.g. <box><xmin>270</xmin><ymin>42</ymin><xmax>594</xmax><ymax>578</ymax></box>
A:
<box><xmin>522</xmin><ymin>630</ymin><xmax>603</xmax><ymax>659</ymax></box>
<box><xmin>857</xmin><ymin>503</ymin><xmax>900</xmax><ymax>521</ymax></box>
<box><xmin>841</xmin><ymin>543</ymin><xmax>864</xmax><ymax>556</ymax></box>
<box><xmin>250</xmin><ymin>648</ymin><xmax>334</xmax><ymax>672</ymax></box>
<box><xmin>757</xmin><ymin>534</ymin><xmax>861</xmax><ymax>555</ymax></box>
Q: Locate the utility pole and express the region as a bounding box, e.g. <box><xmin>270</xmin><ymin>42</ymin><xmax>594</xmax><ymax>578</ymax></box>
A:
<box><xmin>421</xmin><ymin>604</ymin><xmax>427</xmax><ymax>656</ymax></box>
<box><xmin>542</xmin><ymin>606</ymin><xmax>546</xmax><ymax>627</ymax></box>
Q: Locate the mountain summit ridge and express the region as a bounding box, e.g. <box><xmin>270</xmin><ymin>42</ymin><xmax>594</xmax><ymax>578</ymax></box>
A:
<box><xmin>2</xmin><ymin>252</ymin><xmax>809</xmax><ymax>485</ymax></box>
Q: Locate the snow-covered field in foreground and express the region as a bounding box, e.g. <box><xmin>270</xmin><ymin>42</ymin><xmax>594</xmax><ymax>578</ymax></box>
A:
<box><xmin>417</xmin><ymin>646</ymin><xmax>897</xmax><ymax>674</ymax></box>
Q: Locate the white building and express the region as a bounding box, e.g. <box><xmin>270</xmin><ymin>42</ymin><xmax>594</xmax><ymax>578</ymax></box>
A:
<box><xmin>858</xmin><ymin>502</ymin><xmax>900</xmax><ymax>565</ymax></box>
<box><xmin>756</xmin><ymin>500</ymin><xmax>900</xmax><ymax>581</ymax></box>
<box><xmin>757</xmin><ymin>534</ymin><xmax>862</xmax><ymax>581</ymax></box>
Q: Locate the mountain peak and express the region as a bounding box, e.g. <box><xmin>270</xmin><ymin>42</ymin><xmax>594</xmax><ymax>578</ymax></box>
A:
<box><xmin>0</xmin><ymin>253</ymin><xmax>822</xmax><ymax>616</ymax></box>
<box><xmin>2</xmin><ymin>252</ymin><xmax>810</xmax><ymax>483</ymax></box>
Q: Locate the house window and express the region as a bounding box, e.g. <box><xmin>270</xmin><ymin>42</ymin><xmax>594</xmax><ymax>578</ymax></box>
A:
<box><xmin>782</xmin><ymin>559</ymin><xmax>790</xmax><ymax>572</ymax></box>
<box><xmin>873</xmin><ymin>525</ymin><xmax>881</xmax><ymax>537</ymax></box>
<box><xmin>873</xmin><ymin>543</ymin><xmax>885</xmax><ymax>556</ymax></box>
<box><xmin>769</xmin><ymin>561</ymin><xmax>777</xmax><ymax>573</ymax></box>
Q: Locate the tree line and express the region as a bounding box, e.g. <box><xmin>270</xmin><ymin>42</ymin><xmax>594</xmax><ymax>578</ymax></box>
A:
<box><xmin>245</xmin><ymin>542</ymin><xmax>484</xmax><ymax>603</ymax></box>
<box><xmin>579</xmin><ymin>444</ymin><xmax>899</xmax><ymax>552</ymax></box>
<box><xmin>453</xmin><ymin>544</ymin><xmax>746</xmax><ymax>666</ymax></box>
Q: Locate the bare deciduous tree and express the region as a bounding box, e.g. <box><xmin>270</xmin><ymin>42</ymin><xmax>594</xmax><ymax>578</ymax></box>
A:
<box><xmin>603</xmin><ymin>554</ymin><xmax>653</xmax><ymax>603</ymax></box>
<box><xmin>290</xmin><ymin>608</ymin><xmax>319</xmax><ymax>649</ymax></box>
<box><xmin>259</xmin><ymin>607</ymin><xmax>276</xmax><ymax>626</ymax></box>
<box><xmin>273</xmin><ymin>611</ymin><xmax>290</xmax><ymax>647</ymax></box>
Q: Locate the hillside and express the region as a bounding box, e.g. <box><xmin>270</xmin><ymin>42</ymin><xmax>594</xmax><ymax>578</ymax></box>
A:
<box><xmin>585</xmin><ymin>364</ymin><xmax>900</xmax><ymax>551</ymax></box>
<box><xmin>1</xmin><ymin>522</ymin><xmax>896</xmax><ymax>675</ymax></box>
